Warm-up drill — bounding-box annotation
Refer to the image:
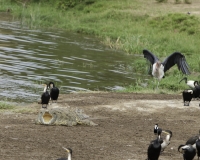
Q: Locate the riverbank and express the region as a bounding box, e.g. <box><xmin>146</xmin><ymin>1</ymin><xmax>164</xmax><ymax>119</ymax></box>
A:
<box><xmin>1</xmin><ymin>92</ymin><xmax>200</xmax><ymax>159</ymax></box>
<box><xmin>0</xmin><ymin>0</ymin><xmax>200</xmax><ymax>92</ymax></box>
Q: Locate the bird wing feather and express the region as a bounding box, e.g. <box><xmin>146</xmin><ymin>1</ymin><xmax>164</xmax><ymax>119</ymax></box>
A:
<box><xmin>143</xmin><ymin>49</ymin><xmax>159</xmax><ymax>75</ymax></box>
<box><xmin>185</xmin><ymin>135</ymin><xmax>199</xmax><ymax>145</ymax></box>
<box><xmin>162</xmin><ymin>52</ymin><xmax>190</xmax><ymax>74</ymax></box>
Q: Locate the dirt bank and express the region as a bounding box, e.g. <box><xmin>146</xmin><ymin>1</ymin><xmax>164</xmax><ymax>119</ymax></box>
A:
<box><xmin>0</xmin><ymin>92</ymin><xmax>200</xmax><ymax>160</ymax></box>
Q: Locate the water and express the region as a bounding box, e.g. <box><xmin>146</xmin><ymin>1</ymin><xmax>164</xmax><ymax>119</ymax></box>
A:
<box><xmin>0</xmin><ymin>13</ymin><xmax>146</xmax><ymax>102</ymax></box>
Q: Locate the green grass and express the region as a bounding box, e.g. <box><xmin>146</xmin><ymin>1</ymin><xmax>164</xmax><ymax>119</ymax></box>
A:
<box><xmin>0</xmin><ymin>102</ymin><xmax>15</xmax><ymax>110</ymax></box>
<box><xmin>1</xmin><ymin>0</ymin><xmax>200</xmax><ymax>93</ymax></box>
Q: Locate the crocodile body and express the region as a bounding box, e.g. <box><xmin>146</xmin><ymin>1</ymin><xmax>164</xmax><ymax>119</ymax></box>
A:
<box><xmin>35</xmin><ymin>108</ymin><xmax>97</xmax><ymax>126</ymax></box>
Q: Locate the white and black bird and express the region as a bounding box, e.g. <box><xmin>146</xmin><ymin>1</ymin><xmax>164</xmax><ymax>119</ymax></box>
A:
<box><xmin>182</xmin><ymin>83</ymin><xmax>200</xmax><ymax>106</ymax></box>
<box><xmin>57</xmin><ymin>147</ymin><xmax>72</xmax><ymax>160</ymax></box>
<box><xmin>179</xmin><ymin>77</ymin><xmax>199</xmax><ymax>89</ymax></box>
<box><xmin>143</xmin><ymin>49</ymin><xmax>190</xmax><ymax>89</ymax></box>
<box><xmin>182</xmin><ymin>89</ymin><xmax>194</xmax><ymax>106</ymax></box>
<box><xmin>147</xmin><ymin>128</ymin><xmax>163</xmax><ymax>160</ymax></box>
<box><xmin>41</xmin><ymin>84</ymin><xmax>50</xmax><ymax>108</ymax></box>
<box><xmin>185</xmin><ymin>130</ymin><xmax>200</xmax><ymax>160</ymax></box>
<box><xmin>48</xmin><ymin>81</ymin><xmax>59</xmax><ymax>103</ymax></box>
<box><xmin>178</xmin><ymin>144</ymin><xmax>196</xmax><ymax>160</ymax></box>
<box><xmin>154</xmin><ymin>124</ymin><xmax>159</xmax><ymax>135</ymax></box>
<box><xmin>153</xmin><ymin>125</ymin><xmax>172</xmax><ymax>152</ymax></box>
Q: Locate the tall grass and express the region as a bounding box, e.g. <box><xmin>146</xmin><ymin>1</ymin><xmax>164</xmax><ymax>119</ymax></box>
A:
<box><xmin>0</xmin><ymin>0</ymin><xmax>200</xmax><ymax>93</ymax></box>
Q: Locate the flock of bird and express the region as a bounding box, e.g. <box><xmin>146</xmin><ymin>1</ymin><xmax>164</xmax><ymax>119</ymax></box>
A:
<box><xmin>36</xmin><ymin>50</ymin><xmax>198</xmax><ymax>159</ymax></box>
<box><xmin>147</xmin><ymin>124</ymin><xmax>200</xmax><ymax>160</ymax></box>
<box><xmin>40</xmin><ymin>81</ymin><xmax>60</xmax><ymax>108</ymax></box>
<box><xmin>143</xmin><ymin>49</ymin><xmax>200</xmax><ymax>107</ymax></box>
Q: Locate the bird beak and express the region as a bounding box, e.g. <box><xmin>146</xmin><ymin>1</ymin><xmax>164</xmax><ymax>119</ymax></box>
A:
<box><xmin>62</xmin><ymin>147</ymin><xmax>69</xmax><ymax>152</ymax></box>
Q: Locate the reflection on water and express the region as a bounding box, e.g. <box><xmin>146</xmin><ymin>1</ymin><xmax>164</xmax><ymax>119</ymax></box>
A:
<box><xmin>0</xmin><ymin>13</ymin><xmax>145</xmax><ymax>102</ymax></box>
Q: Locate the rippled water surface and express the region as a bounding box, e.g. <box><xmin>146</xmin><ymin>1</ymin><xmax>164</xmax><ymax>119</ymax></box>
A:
<box><xmin>0</xmin><ymin>13</ymin><xmax>144</xmax><ymax>102</ymax></box>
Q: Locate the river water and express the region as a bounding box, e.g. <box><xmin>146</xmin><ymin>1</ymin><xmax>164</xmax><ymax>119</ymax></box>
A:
<box><xmin>0</xmin><ymin>13</ymin><xmax>146</xmax><ymax>103</ymax></box>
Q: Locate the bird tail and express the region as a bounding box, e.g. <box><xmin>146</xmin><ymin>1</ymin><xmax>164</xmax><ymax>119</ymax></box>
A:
<box><xmin>179</xmin><ymin>77</ymin><xmax>187</xmax><ymax>84</ymax></box>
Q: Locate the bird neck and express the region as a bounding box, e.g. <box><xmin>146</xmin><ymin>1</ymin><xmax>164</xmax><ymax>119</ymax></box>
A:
<box><xmin>165</xmin><ymin>135</ymin><xmax>171</xmax><ymax>142</ymax></box>
<box><xmin>68</xmin><ymin>153</ymin><xmax>71</xmax><ymax>160</ymax></box>
<box><xmin>43</xmin><ymin>86</ymin><xmax>47</xmax><ymax>92</ymax></box>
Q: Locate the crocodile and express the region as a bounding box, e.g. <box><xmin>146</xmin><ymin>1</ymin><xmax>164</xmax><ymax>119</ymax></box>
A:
<box><xmin>35</xmin><ymin>108</ymin><xmax>98</xmax><ymax>126</ymax></box>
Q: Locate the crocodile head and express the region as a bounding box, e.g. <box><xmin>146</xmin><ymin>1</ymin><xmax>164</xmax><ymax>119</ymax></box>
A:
<box><xmin>37</xmin><ymin>110</ymin><xmax>57</xmax><ymax>125</ymax></box>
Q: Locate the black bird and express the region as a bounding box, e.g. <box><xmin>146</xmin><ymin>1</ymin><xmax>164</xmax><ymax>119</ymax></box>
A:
<box><xmin>147</xmin><ymin>128</ymin><xmax>163</xmax><ymax>160</ymax></box>
<box><xmin>41</xmin><ymin>84</ymin><xmax>50</xmax><ymax>108</ymax></box>
<box><xmin>153</xmin><ymin>125</ymin><xmax>172</xmax><ymax>152</ymax></box>
<box><xmin>154</xmin><ymin>124</ymin><xmax>158</xmax><ymax>135</ymax></box>
<box><xmin>178</xmin><ymin>144</ymin><xmax>196</xmax><ymax>160</ymax></box>
<box><xmin>143</xmin><ymin>49</ymin><xmax>190</xmax><ymax>89</ymax></box>
<box><xmin>57</xmin><ymin>147</ymin><xmax>72</xmax><ymax>160</ymax></box>
<box><xmin>48</xmin><ymin>81</ymin><xmax>59</xmax><ymax>103</ymax></box>
<box><xmin>182</xmin><ymin>89</ymin><xmax>194</xmax><ymax>106</ymax></box>
<box><xmin>182</xmin><ymin>83</ymin><xmax>200</xmax><ymax>106</ymax></box>
<box><xmin>185</xmin><ymin>130</ymin><xmax>200</xmax><ymax>160</ymax></box>
<box><xmin>179</xmin><ymin>77</ymin><xmax>199</xmax><ymax>89</ymax></box>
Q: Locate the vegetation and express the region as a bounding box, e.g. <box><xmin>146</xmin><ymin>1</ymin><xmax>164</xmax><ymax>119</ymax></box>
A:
<box><xmin>0</xmin><ymin>0</ymin><xmax>200</xmax><ymax>93</ymax></box>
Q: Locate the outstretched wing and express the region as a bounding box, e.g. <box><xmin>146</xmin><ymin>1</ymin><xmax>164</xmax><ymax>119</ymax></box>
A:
<box><xmin>143</xmin><ymin>49</ymin><xmax>159</xmax><ymax>65</ymax></box>
<box><xmin>162</xmin><ymin>52</ymin><xmax>190</xmax><ymax>74</ymax></box>
<box><xmin>143</xmin><ymin>49</ymin><xmax>159</xmax><ymax>74</ymax></box>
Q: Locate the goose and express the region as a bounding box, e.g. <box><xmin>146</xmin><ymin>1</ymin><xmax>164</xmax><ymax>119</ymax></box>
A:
<box><xmin>143</xmin><ymin>49</ymin><xmax>190</xmax><ymax>89</ymax></box>
<box><xmin>57</xmin><ymin>147</ymin><xmax>72</xmax><ymax>160</ymax></box>
<box><xmin>48</xmin><ymin>81</ymin><xmax>59</xmax><ymax>103</ymax></box>
<box><xmin>41</xmin><ymin>84</ymin><xmax>50</xmax><ymax>108</ymax></box>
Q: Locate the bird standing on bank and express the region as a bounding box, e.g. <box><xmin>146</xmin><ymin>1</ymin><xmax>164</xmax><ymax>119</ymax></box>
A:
<box><xmin>57</xmin><ymin>147</ymin><xmax>72</xmax><ymax>160</ymax></box>
<box><xmin>153</xmin><ymin>124</ymin><xmax>172</xmax><ymax>152</ymax></box>
<box><xmin>48</xmin><ymin>81</ymin><xmax>59</xmax><ymax>103</ymax></box>
<box><xmin>143</xmin><ymin>49</ymin><xmax>190</xmax><ymax>89</ymax></box>
<box><xmin>179</xmin><ymin>77</ymin><xmax>199</xmax><ymax>89</ymax></box>
<box><xmin>178</xmin><ymin>144</ymin><xmax>196</xmax><ymax>160</ymax></box>
<box><xmin>41</xmin><ymin>84</ymin><xmax>50</xmax><ymax>108</ymax></box>
<box><xmin>147</xmin><ymin>128</ymin><xmax>163</xmax><ymax>160</ymax></box>
<box><xmin>185</xmin><ymin>130</ymin><xmax>200</xmax><ymax>160</ymax></box>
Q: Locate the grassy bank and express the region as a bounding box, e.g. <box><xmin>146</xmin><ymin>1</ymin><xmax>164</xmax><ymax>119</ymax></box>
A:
<box><xmin>1</xmin><ymin>0</ymin><xmax>200</xmax><ymax>93</ymax></box>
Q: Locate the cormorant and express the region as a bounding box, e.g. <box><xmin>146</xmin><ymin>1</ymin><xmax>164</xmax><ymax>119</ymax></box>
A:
<box><xmin>153</xmin><ymin>125</ymin><xmax>172</xmax><ymax>152</ymax></box>
<box><xmin>41</xmin><ymin>84</ymin><xmax>50</xmax><ymax>108</ymax></box>
<box><xmin>57</xmin><ymin>147</ymin><xmax>72</xmax><ymax>160</ymax></box>
<box><xmin>143</xmin><ymin>49</ymin><xmax>190</xmax><ymax>89</ymax></box>
<box><xmin>185</xmin><ymin>130</ymin><xmax>200</xmax><ymax>159</ymax></box>
<box><xmin>147</xmin><ymin>128</ymin><xmax>163</xmax><ymax>160</ymax></box>
<box><xmin>48</xmin><ymin>81</ymin><xmax>59</xmax><ymax>103</ymax></box>
<box><xmin>178</xmin><ymin>144</ymin><xmax>196</xmax><ymax>160</ymax></box>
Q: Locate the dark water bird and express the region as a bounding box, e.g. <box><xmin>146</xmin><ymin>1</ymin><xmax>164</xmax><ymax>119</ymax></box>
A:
<box><xmin>179</xmin><ymin>77</ymin><xmax>199</xmax><ymax>89</ymax></box>
<box><xmin>185</xmin><ymin>130</ymin><xmax>200</xmax><ymax>159</ymax></box>
<box><xmin>182</xmin><ymin>83</ymin><xmax>200</xmax><ymax>106</ymax></box>
<box><xmin>147</xmin><ymin>128</ymin><xmax>163</xmax><ymax>160</ymax></box>
<box><xmin>153</xmin><ymin>125</ymin><xmax>172</xmax><ymax>152</ymax></box>
<box><xmin>154</xmin><ymin>124</ymin><xmax>158</xmax><ymax>135</ymax></box>
<box><xmin>182</xmin><ymin>89</ymin><xmax>194</xmax><ymax>106</ymax></box>
<box><xmin>48</xmin><ymin>81</ymin><xmax>59</xmax><ymax>102</ymax></box>
<box><xmin>41</xmin><ymin>84</ymin><xmax>50</xmax><ymax>108</ymax></box>
<box><xmin>143</xmin><ymin>49</ymin><xmax>190</xmax><ymax>89</ymax></box>
<box><xmin>57</xmin><ymin>147</ymin><xmax>72</xmax><ymax>160</ymax></box>
<box><xmin>178</xmin><ymin>144</ymin><xmax>196</xmax><ymax>160</ymax></box>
